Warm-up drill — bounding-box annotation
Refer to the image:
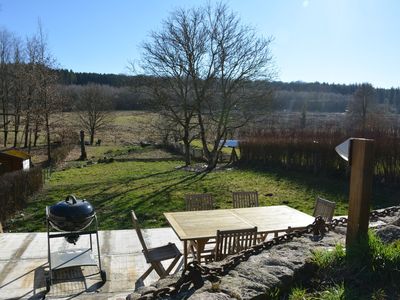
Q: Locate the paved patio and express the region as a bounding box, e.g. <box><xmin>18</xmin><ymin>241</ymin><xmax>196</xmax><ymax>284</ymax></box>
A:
<box><xmin>0</xmin><ymin>228</ymin><xmax>183</xmax><ymax>299</ymax></box>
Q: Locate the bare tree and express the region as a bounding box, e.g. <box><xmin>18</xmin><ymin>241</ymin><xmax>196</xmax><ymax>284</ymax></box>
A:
<box><xmin>141</xmin><ymin>8</ymin><xmax>206</xmax><ymax>165</ymax></box>
<box><xmin>22</xmin><ymin>34</ymin><xmax>40</xmax><ymax>148</ymax></box>
<box><xmin>76</xmin><ymin>83</ymin><xmax>113</xmax><ymax>145</ymax></box>
<box><xmin>141</xmin><ymin>3</ymin><xmax>274</xmax><ymax>169</ymax></box>
<box><xmin>33</xmin><ymin>22</ymin><xmax>63</xmax><ymax>161</ymax></box>
<box><xmin>349</xmin><ymin>83</ymin><xmax>376</xmax><ymax>133</ymax></box>
<box><xmin>0</xmin><ymin>29</ymin><xmax>13</xmax><ymax>146</ymax></box>
<box><xmin>196</xmin><ymin>3</ymin><xmax>274</xmax><ymax>169</ymax></box>
<box><xmin>11</xmin><ymin>36</ymin><xmax>25</xmax><ymax>147</ymax></box>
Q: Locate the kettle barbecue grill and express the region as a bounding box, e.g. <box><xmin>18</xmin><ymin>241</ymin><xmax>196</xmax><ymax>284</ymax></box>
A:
<box><xmin>45</xmin><ymin>195</ymin><xmax>106</xmax><ymax>291</ymax></box>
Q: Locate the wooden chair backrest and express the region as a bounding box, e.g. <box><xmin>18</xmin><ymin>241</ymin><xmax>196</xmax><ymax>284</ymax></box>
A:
<box><xmin>215</xmin><ymin>227</ymin><xmax>257</xmax><ymax>261</ymax></box>
<box><xmin>313</xmin><ymin>197</ymin><xmax>336</xmax><ymax>222</ymax></box>
<box><xmin>232</xmin><ymin>191</ymin><xmax>259</xmax><ymax>208</ymax></box>
<box><xmin>185</xmin><ymin>193</ymin><xmax>214</xmax><ymax>211</ymax></box>
<box><xmin>131</xmin><ymin>210</ymin><xmax>149</xmax><ymax>253</ymax></box>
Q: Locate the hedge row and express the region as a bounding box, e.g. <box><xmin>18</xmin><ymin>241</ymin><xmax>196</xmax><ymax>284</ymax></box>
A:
<box><xmin>0</xmin><ymin>167</ymin><xmax>43</xmax><ymax>224</ymax></box>
<box><xmin>240</xmin><ymin>127</ymin><xmax>400</xmax><ymax>186</ymax></box>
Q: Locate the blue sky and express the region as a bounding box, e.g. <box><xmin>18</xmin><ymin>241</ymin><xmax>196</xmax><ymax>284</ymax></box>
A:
<box><xmin>1</xmin><ymin>0</ymin><xmax>399</xmax><ymax>88</ymax></box>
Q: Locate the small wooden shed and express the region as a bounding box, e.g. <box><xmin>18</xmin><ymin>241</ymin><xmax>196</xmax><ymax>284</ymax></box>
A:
<box><xmin>0</xmin><ymin>149</ymin><xmax>31</xmax><ymax>174</ymax></box>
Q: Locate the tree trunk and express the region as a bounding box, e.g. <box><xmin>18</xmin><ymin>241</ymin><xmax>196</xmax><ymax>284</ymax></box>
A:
<box><xmin>24</xmin><ymin>114</ymin><xmax>30</xmax><ymax>148</ymax></box>
<box><xmin>90</xmin><ymin>130</ymin><xmax>94</xmax><ymax>145</ymax></box>
<box><xmin>28</xmin><ymin>128</ymin><xmax>32</xmax><ymax>153</ymax></box>
<box><xmin>197</xmin><ymin>113</ymin><xmax>212</xmax><ymax>165</ymax></box>
<box><xmin>3</xmin><ymin>128</ymin><xmax>8</xmax><ymax>147</ymax></box>
<box><xmin>184</xmin><ymin>141</ymin><xmax>191</xmax><ymax>166</ymax></box>
<box><xmin>2</xmin><ymin>107</ymin><xmax>8</xmax><ymax>147</ymax></box>
<box><xmin>183</xmin><ymin>127</ymin><xmax>191</xmax><ymax>166</ymax></box>
<box><xmin>206</xmin><ymin>150</ymin><xmax>219</xmax><ymax>171</ymax></box>
<box><xmin>13</xmin><ymin>114</ymin><xmax>20</xmax><ymax>147</ymax></box>
<box><xmin>79</xmin><ymin>130</ymin><xmax>87</xmax><ymax>160</ymax></box>
<box><xmin>33</xmin><ymin>121</ymin><xmax>39</xmax><ymax>147</ymax></box>
<box><xmin>45</xmin><ymin>113</ymin><xmax>51</xmax><ymax>162</ymax></box>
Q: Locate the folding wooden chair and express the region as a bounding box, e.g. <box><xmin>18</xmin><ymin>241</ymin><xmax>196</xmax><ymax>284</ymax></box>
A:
<box><xmin>185</xmin><ymin>193</ymin><xmax>214</xmax><ymax>211</ymax></box>
<box><xmin>131</xmin><ymin>211</ymin><xmax>182</xmax><ymax>283</ymax></box>
<box><xmin>313</xmin><ymin>196</ymin><xmax>336</xmax><ymax>222</ymax></box>
<box><xmin>232</xmin><ymin>191</ymin><xmax>259</xmax><ymax>208</ymax></box>
<box><xmin>214</xmin><ymin>227</ymin><xmax>258</xmax><ymax>262</ymax></box>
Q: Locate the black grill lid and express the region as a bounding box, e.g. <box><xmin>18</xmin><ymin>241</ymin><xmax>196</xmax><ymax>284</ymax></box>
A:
<box><xmin>48</xmin><ymin>195</ymin><xmax>95</xmax><ymax>231</ymax></box>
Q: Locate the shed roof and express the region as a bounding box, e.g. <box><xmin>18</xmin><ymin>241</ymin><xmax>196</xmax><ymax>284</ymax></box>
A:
<box><xmin>1</xmin><ymin>149</ymin><xmax>31</xmax><ymax>160</ymax></box>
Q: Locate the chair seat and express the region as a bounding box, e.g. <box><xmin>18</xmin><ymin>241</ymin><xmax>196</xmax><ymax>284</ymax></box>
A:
<box><xmin>144</xmin><ymin>243</ymin><xmax>181</xmax><ymax>263</ymax></box>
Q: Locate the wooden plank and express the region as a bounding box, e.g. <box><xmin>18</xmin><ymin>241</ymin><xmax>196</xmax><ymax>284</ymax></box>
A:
<box><xmin>346</xmin><ymin>138</ymin><xmax>375</xmax><ymax>247</ymax></box>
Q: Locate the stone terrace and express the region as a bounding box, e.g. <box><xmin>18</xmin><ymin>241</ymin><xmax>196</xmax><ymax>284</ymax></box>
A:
<box><xmin>0</xmin><ymin>228</ymin><xmax>183</xmax><ymax>300</ymax></box>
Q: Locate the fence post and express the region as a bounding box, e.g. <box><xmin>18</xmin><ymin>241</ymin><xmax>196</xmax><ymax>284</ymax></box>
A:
<box><xmin>346</xmin><ymin>138</ymin><xmax>375</xmax><ymax>247</ymax></box>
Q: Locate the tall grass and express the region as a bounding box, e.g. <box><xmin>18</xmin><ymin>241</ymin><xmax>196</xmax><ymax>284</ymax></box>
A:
<box><xmin>302</xmin><ymin>231</ymin><xmax>400</xmax><ymax>299</ymax></box>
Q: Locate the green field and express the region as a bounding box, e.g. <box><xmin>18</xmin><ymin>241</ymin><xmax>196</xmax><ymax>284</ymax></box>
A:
<box><xmin>0</xmin><ymin>111</ymin><xmax>160</xmax><ymax>153</ymax></box>
<box><xmin>6</xmin><ymin>145</ymin><xmax>399</xmax><ymax>232</ymax></box>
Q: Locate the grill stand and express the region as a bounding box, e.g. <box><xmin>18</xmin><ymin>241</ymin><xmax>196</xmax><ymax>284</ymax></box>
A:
<box><xmin>45</xmin><ymin>207</ymin><xmax>106</xmax><ymax>293</ymax></box>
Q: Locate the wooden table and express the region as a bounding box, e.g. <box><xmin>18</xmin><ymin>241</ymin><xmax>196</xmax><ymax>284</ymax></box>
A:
<box><xmin>164</xmin><ymin>205</ymin><xmax>315</xmax><ymax>266</ymax></box>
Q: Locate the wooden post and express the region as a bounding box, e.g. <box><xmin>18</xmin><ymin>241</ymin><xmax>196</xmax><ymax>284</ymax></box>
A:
<box><xmin>229</xmin><ymin>148</ymin><xmax>238</xmax><ymax>163</ymax></box>
<box><xmin>0</xmin><ymin>221</ymin><xmax>3</xmax><ymax>233</ymax></box>
<box><xmin>346</xmin><ymin>138</ymin><xmax>375</xmax><ymax>247</ymax></box>
<box><xmin>79</xmin><ymin>130</ymin><xmax>87</xmax><ymax>161</ymax></box>
<box><xmin>28</xmin><ymin>128</ymin><xmax>32</xmax><ymax>153</ymax></box>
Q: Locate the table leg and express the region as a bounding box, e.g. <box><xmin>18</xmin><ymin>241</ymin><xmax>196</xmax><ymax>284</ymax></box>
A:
<box><xmin>183</xmin><ymin>240</ymin><xmax>188</xmax><ymax>268</ymax></box>
<box><xmin>193</xmin><ymin>238</ymin><xmax>209</xmax><ymax>263</ymax></box>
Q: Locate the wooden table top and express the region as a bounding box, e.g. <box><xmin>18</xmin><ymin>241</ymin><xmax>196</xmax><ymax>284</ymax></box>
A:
<box><xmin>164</xmin><ymin>205</ymin><xmax>315</xmax><ymax>240</ymax></box>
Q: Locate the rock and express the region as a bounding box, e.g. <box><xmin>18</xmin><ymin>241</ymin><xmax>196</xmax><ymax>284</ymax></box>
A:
<box><xmin>189</xmin><ymin>292</ymin><xmax>233</xmax><ymax>300</ymax></box>
<box><xmin>333</xmin><ymin>225</ymin><xmax>347</xmax><ymax>236</ymax></box>
<box><xmin>376</xmin><ymin>225</ymin><xmax>400</xmax><ymax>243</ymax></box>
<box><xmin>389</xmin><ymin>217</ymin><xmax>400</xmax><ymax>227</ymax></box>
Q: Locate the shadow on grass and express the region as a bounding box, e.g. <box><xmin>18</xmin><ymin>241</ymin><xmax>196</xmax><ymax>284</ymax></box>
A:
<box><xmin>97</xmin><ymin>171</ymin><xmax>209</xmax><ymax>229</ymax></box>
<box><xmin>114</xmin><ymin>157</ymin><xmax>182</xmax><ymax>163</ymax></box>
<box><xmin>7</xmin><ymin>166</ymin><xmax>210</xmax><ymax>231</ymax></box>
<box><xmin>237</xmin><ymin>163</ymin><xmax>400</xmax><ymax>209</ymax></box>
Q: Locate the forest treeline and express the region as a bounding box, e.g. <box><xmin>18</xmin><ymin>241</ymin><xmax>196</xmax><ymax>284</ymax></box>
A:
<box><xmin>56</xmin><ymin>69</ymin><xmax>400</xmax><ymax>113</ymax></box>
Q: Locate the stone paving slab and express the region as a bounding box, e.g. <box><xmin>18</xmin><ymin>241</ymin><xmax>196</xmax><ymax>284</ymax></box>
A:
<box><xmin>0</xmin><ymin>228</ymin><xmax>183</xmax><ymax>299</ymax></box>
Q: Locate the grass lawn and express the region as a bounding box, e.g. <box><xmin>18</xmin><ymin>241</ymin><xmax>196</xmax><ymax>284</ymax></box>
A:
<box><xmin>6</xmin><ymin>146</ymin><xmax>399</xmax><ymax>232</ymax></box>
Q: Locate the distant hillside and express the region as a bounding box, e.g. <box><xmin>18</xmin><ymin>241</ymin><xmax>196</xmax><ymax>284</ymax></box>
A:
<box><xmin>56</xmin><ymin>69</ymin><xmax>400</xmax><ymax>113</ymax></box>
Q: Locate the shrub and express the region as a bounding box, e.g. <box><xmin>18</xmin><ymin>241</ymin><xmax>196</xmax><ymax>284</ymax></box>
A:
<box><xmin>51</xmin><ymin>144</ymin><xmax>74</xmax><ymax>167</ymax></box>
<box><xmin>0</xmin><ymin>167</ymin><xmax>43</xmax><ymax>224</ymax></box>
